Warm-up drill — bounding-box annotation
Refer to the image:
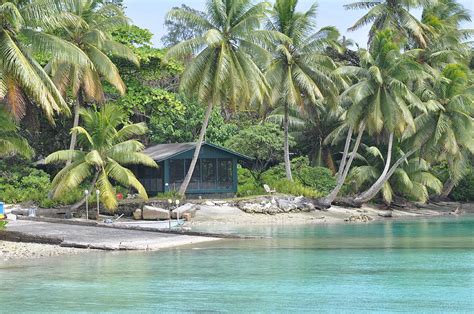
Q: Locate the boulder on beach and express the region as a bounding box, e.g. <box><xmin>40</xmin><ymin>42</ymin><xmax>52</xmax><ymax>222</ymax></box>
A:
<box><xmin>171</xmin><ymin>203</ymin><xmax>197</xmax><ymax>219</ymax></box>
<box><xmin>133</xmin><ymin>208</ymin><xmax>142</xmax><ymax>220</ymax></box>
<box><xmin>142</xmin><ymin>205</ymin><xmax>169</xmax><ymax>220</ymax></box>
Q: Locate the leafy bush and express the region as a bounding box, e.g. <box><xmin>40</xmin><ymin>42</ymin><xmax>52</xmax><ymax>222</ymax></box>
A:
<box><xmin>271</xmin><ymin>179</ymin><xmax>323</xmax><ymax>198</ymax></box>
<box><xmin>259</xmin><ymin>157</ymin><xmax>335</xmax><ymax>196</ymax></box>
<box><xmin>0</xmin><ymin>221</ymin><xmax>7</xmax><ymax>229</ymax></box>
<box><xmin>0</xmin><ymin>162</ymin><xmax>82</xmax><ymax>208</ymax></box>
<box><xmin>237</xmin><ymin>166</ymin><xmax>264</xmax><ymax>197</ymax></box>
<box><xmin>450</xmin><ymin>169</ymin><xmax>474</xmax><ymax>201</ymax></box>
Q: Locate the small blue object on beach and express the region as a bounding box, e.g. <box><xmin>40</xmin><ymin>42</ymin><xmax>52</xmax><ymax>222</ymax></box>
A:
<box><xmin>0</xmin><ymin>202</ymin><xmax>4</xmax><ymax>218</ymax></box>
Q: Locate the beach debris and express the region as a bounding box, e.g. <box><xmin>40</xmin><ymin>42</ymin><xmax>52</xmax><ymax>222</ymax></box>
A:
<box><xmin>142</xmin><ymin>205</ymin><xmax>169</xmax><ymax>220</ymax></box>
<box><xmin>344</xmin><ymin>215</ymin><xmax>373</xmax><ymax>223</ymax></box>
<box><xmin>449</xmin><ymin>207</ymin><xmax>463</xmax><ymax>215</ymax></box>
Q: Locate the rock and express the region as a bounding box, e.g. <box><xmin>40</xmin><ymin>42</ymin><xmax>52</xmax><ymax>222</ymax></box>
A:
<box><xmin>378</xmin><ymin>210</ymin><xmax>393</xmax><ymax>218</ymax></box>
<box><xmin>171</xmin><ymin>203</ymin><xmax>197</xmax><ymax>219</ymax></box>
<box><xmin>142</xmin><ymin>205</ymin><xmax>169</xmax><ymax>220</ymax></box>
<box><xmin>132</xmin><ymin>208</ymin><xmax>142</xmax><ymax>220</ymax></box>
<box><xmin>204</xmin><ymin>201</ymin><xmax>215</xmax><ymax>206</ymax></box>
<box><xmin>6</xmin><ymin>213</ymin><xmax>17</xmax><ymax>221</ymax></box>
<box><xmin>276</xmin><ymin>198</ymin><xmax>297</xmax><ymax>213</ymax></box>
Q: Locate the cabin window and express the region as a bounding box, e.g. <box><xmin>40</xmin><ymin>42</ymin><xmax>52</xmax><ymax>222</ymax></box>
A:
<box><xmin>218</xmin><ymin>159</ymin><xmax>233</xmax><ymax>189</ymax></box>
<box><xmin>201</xmin><ymin>159</ymin><xmax>217</xmax><ymax>189</ymax></box>
<box><xmin>185</xmin><ymin>159</ymin><xmax>201</xmax><ymax>190</ymax></box>
<box><xmin>169</xmin><ymin>159</ymin><xmax>184</xmax><ymax>190</ymax></box>
<box><xmin>137</xmin><ymin>165</ymin><xmax>163</xmax><ymax>194</ymax></box>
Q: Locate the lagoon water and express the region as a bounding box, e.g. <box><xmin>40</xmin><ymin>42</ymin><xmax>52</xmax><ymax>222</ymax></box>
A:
<box><xmin>1</xmin><ymin>217</ymin><xmax>473</xmax><ymax>312</ymax></box>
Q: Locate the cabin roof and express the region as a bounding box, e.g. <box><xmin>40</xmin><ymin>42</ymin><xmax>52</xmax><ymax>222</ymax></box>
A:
<box><xmin>143</xmin><ymin>142</ymin><xmax>252</xmax><ymax>162</ymax></box>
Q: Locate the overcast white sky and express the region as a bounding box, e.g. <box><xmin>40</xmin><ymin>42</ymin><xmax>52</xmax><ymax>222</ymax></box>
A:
<box><xmin>123</xmin><ymin>0</ymin><xmax>474</xmax><ymax>47</ymax></box>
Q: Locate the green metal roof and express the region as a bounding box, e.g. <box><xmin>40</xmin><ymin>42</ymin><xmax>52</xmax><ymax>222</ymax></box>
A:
<box><xmin>143</xmin><ymin>142</ymin><xmax>253</xmax><ymax>162</ymax></box>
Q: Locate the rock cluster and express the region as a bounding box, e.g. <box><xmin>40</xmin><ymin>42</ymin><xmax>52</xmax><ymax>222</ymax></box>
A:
<box><xmin>237</xmin><ymin>196</ymin><xmax>315</xmax><ymax>215</ymax></box>
<box><xmin>133</xmin><ymin>203</ymin><xmax>198</xmax><ymax>220</ymax></box>
<box><xmin>344</xmin><ymin>215</ymin><xmax>373</xmax><ymax>223</ymax></box>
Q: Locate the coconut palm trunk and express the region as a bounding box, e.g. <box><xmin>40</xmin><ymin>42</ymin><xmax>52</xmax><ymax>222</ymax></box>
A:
<box><xmin>283</xmin><ymin>104</ymin><xmax>293</xmax><ymax>181</ymax></box>
<box><xmin>70</xmin><ymin>171</ymin><xmax>99</xmax><ymax>211</ymax></box>
<box><xmin>178</xmin><ymin>102</ymin><xmax>213</xmax><ymax>196</ymax></box>
<box><xmin>440</xmin><ymin>178</ymin><xmax>456</xmax><ymax>199</ymax></box>
<box><xmin>353</xmin><ymin>133</ymin><xmax>400</xmax><ymax>204</ymax></box>
<box><xmin>320</xmin><ymin>122</ymin><xmax>365</xmax><ymax>206</ymax></box>
<box><xmin>67</xmin><ymin>89</ymin><xmax>84</xmax><ymax>165</ymax></box>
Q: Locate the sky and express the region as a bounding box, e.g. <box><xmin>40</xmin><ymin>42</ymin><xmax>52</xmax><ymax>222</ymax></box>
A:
<box><xmin>124</xmin><ymin>0</ymin><xmax>474</xmax><ymax>48</ymax></box>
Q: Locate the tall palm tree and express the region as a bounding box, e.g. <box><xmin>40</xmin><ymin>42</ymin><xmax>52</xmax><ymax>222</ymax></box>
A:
<box><xmin>0</xmin><ymin>108</ymin><xmax>32</xmax><ymax>158</ymax></box>
<box><xmin>265</xmin><ymin>0</ymin><xmax>341</xmax><ymax>181</ymax></box>
<box><xmin>0</xmin><ymin>0</ymin><xmax>91</xmax><ymax>122</ymax></box>
<box><xmin>165</xmin><ymin>0</ymin><xmax>282</xmax><ymax>196</ymax></box>
<box><xmin>416</xmin><ymin>63</ymin><xmax>474</xmax><ymax>198</ymax></box>
<box><xmin>45</xmin><ymin>104</ymin><xmax>157</xmax><ymax>211</ymax></box>
<box><xmin>48</xmin><ymin>0</ymin><xmax>138</xmax><ymax>156</ymax></box>
<box><xmin>344</xmin><ymin>0</ymin><xmax>433</xmax><ymax>48</ymax></box>
<box><xmin>321</xmin><ymin>30</ymin><xmax>429</xmax><ymax>206</ymax></box>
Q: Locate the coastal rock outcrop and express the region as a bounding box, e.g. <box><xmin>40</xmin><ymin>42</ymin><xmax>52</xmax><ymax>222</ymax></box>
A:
<box><xmin>237</xmin><ymin>196</ymin><xmax>316</xmax><ymax>215</ymax></box>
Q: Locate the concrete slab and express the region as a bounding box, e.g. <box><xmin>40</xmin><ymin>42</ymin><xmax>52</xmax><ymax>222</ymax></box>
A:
<box><xmin>4</xmin><ymin>220</ymin><xmax>218</xmax><ymax>250</ymax></box>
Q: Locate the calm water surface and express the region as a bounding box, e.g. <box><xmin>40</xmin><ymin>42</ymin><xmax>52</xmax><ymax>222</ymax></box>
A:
<box><xmin>1</xmin><ymin>216</ymin><xmax>473</xmax><ymax>313</ymax></box>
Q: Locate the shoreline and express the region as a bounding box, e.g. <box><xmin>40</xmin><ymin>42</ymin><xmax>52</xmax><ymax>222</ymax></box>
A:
<box><xmin>1</xmin><ymin>201</ymin><xmax>471</xmax><ymax>261</ymax></box>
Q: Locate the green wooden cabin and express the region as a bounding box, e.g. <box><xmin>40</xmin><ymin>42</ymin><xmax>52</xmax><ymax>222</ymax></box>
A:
<box><xmin>135</xmin><ymin>142</ymin><xmax>252</xmax><ymax>196</ymax></box>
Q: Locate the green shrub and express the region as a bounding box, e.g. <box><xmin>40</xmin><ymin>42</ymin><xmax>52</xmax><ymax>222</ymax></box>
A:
<box><xmin>0</xmin><ymin>221</ymin><xmax>7</xmax><ymax>229</ymax></box>
<box><xmin>298</xmin><ymin>167</ymin><xmax>336</xmax><ymax>195</ymax></box>
<box><xmin>271</xmin><ymin>179</ymin><xmax>323</xmax><ymax>198</ymax></box>
<box><xmin>450</xmin><ymin>169</ymin><xmax>474</xmax><ymax>201</ymax></box>
<box><xmin>237</xmin><ymin>166</ymin><xmax>264</xmax><ymax>196</ymax></box>
<box><xmin>0</xmin><ymin>162</ymin><xmax>82</xmax><ymax>208</ymax></box>
<box><xmin>258</xmin><ymin>157</ymin><xmax>336</xmax><ymax>197</ymax></box>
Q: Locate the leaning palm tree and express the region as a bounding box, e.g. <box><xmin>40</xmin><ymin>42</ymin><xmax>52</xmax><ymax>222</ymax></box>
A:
<box><xmin>344</xmin><ymin>0</ymin><xmax>433</xmax><ymax>48</ymax></box>
<box><xmin>45</xmin><ymin>104</ymin><xmax>157</xmax><ymax>211</ymax></box>
<box><xmin>0</xmin><ymin>0</ymin><xmax>91</xmax><ymax>121</ymax></box>
<box><xmin>48</xmin><ymin>0</ymin><xmax>138</xmax><ymax>155</ymax></box>
<box><xmin>265</xmin><ymin>0</ymin><xmax>341</xmax><ymax>181</ymax></box>
<box><xmin>416</xmin><ymin>63</ymin><xmax>474</xmax><ymax>198</ymax></box>
<box><xmin>320</xmin><ymin>30</ymin><xmax>429</xmax><ymax>207</ymax></box>
<box><xmin>348</xmin><ymin>145</ymin><xmax>442</xmax><ymax>204</ymax></box>
<box><xmin>0</xmin><ymin>108</ymin><xmax>33</xmax><ymax>159</ymax></box>
<box><xmin>165</xmin><ymin>0</ymin><xmax>283</xmax><ymax>196</ymax></box>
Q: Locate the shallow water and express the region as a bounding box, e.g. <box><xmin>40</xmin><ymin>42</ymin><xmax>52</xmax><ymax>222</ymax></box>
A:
<box><xmin>1</xmin><ymin>216</ymin><xmax>473</xmax><ymax>313</ymax></box>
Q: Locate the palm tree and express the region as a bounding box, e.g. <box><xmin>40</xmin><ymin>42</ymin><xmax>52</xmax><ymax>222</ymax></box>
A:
<box><xmin>416</xmin><ymin>63</ymin><xmax>474</xmax><ymax>198</ymax></box>
<box><xmin>45</xmin><ymin>104</ymin><xmax>157</xmax><ymax>211</ymax></box>
<box><xmin>344</xmin><ymin>0</ymin><xmax>432</xmax><ymax>48</ymax></box>
<box><xmin>421</xmin><ymin>0</ymin><xmax>473</xmax><ymax>66</ymax></box>
<box><xmin>48</xmin><ymin>0</ymin><xmax>138</xmax><ymax>156</ymax></box>
<box><xmin>0</xmin><ymin>108</ymin><xmax>32</xmax><ymax>158</ymax></box>
<box><xmin>321</xmin><ymin>30</ymin><xmax>429</xmax><ymax>206</ymax></box>
<box><xmin>348</xmin><ymin>145</ymin><xmax>442</xmax><ymax>204</ymax></box>
<box><xmin>165</xmin><ymin>0</ymin><xmax>282</xmax><ymax>196</ymax></box>
<box><xmin>265</xmin><ymin>0</ymin><xmax>341</xmax><ymax>181</ymax></box>
<box><xmin>0</xmin><ymin>0</ymin><xmax>91</xmax><ymax>122</ymax></box>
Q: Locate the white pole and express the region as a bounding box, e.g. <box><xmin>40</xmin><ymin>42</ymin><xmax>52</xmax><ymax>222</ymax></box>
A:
<box><xmin>84</xmin><ymin>190</ymin><xmax>89</xmax><ymax>220</ymax></box>
<box><xmin>175</xmin><ymin>199</ymin><xmax>180</xmax><ymax>224</ymax></box>
<box><xmin>96</xmin><ymin>189</ymin><xmax>100</xmax><ymax>220</ymax></box>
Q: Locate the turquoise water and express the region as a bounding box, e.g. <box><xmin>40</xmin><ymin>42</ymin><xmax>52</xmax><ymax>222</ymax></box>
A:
<box><xmin>1</xmin><ymin>217</ymin><xmax>473</xmax><ymax>313</ymax></box>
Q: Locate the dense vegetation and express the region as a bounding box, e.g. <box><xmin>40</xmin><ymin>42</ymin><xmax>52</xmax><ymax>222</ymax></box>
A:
<box><xmin>0</xmin><ymin>0</ymin><xmax>472</xmax><ymax>211</ymax></box>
